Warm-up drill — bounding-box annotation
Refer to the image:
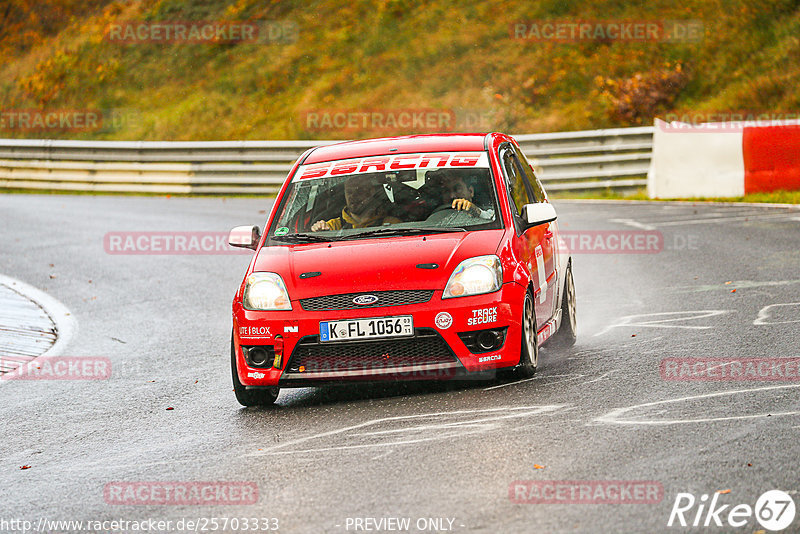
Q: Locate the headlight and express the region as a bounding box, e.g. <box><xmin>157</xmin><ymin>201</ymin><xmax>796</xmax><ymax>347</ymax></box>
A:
<box><xmin>243</xmin><ymin>272</ymin><xmax>292</xmax><ymax>310</ymax></box>
<box><xmin>443</xmin><ymin>255</ymin><xmax>503</xmax><ymax>299</ymax></box>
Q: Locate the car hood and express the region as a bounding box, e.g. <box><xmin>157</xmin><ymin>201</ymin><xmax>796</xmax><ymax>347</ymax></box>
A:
<box><xmin>252</xmin><ymin>230</ymin><xmax>505</xmax><ymax>300</ymax></box>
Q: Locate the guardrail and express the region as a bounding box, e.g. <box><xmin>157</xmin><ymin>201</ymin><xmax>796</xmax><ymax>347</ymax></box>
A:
<box><xmin>0</xmin><ymin>126</ymin><xmax>653</xmax><ymax>194</ymax></box>
<box><xmin>516</xmin><ymin>126</ymin><xmax>653</xmax><ymax>191</ymax></box>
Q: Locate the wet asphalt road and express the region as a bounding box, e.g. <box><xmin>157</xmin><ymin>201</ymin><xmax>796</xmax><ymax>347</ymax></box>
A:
<box><xmin>1</xmin><ymin>194</ymin><xmax>800</xmax><ymax>533</ymax></box>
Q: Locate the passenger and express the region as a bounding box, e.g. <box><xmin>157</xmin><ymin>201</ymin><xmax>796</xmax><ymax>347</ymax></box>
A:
<box><xmin>311</xmin><ymin>175</ymin><xmax>401</xmax><ymax>231</ymax></box>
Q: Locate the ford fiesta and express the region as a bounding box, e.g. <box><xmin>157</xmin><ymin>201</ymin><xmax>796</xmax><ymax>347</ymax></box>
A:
<box><xmin>228</xmin><ymin>133</ymin><xmax>576</xmax><ymax>406</ymax></box>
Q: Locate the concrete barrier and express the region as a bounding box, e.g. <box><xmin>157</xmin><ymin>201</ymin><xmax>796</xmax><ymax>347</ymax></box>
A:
<box><xmin>743</xmin><ymin>125</ymin><xmax>800</xmax><ymax>194</ymax></box>
<box><xmin>648</xmin><ymin>119</ymin><xmax>744</xmax><ymax>198</ymax></box>
<box><xmin>648</xmin><ymin>118</ymin><xmax>800</xmax><ymax>198</ymax></box>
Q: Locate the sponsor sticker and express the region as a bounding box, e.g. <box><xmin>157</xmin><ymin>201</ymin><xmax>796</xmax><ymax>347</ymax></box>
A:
<box><xmin>536</xmin><ymin>321</ymin><xmax>557</xmax><ymax>345</ymax></box>
<box><xmin>239</xmin><ymin>326</ymin><xmax>271</xmax><ymax>338</ymax></box>
<box><xmin>435</xmin><ymin>312</ymin><xmax>453</xmax><ymax>330</ymax></box>
<box><xmin>534</xmin><ymin>245</ymin><xmax>546</xmax><ymax>304</ymax></box>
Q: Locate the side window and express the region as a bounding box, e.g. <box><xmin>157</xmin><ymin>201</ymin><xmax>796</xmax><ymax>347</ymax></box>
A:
<box><xmin>500</xmin><ymin>146</ymin><xmax>531</xmax><ymax>216</ymax></box>
<box><xmin>512</xmin><ymin>145</ymin><xmax>546</xmax><ymax>202</ymax></box>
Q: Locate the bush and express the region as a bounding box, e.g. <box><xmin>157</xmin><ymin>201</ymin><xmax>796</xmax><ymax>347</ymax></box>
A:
<box><xmin>596</xmin><ymin>62</ymin><xmax>690</xmax><ymax>125</ymax></box>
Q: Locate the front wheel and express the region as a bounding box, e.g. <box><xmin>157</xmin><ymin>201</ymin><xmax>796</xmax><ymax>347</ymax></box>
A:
<box><xmin>231</xmin><ymin>335</ymin><xmax>279</xmax><ymax>407</ymax></box>
<box><xmin>551</xmin><ymin>262</ymin><xmax>577</xmax><ymax>348</ymax></box>
<box><xmin>515</xmin><ymin>289</ymin><xmax>538</xmax><ymax>378</ymax></box>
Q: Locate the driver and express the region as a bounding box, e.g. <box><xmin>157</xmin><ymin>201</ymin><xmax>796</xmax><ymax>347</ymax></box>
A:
<box><xmin>431</xmin><ymin>170</ymin><xmax>494</xmax><ymax>220</ymax></box>
<box><xmin>311</xmin><ymin>175</ymin><xmax>401</xmax><ymax>231</ymax></box>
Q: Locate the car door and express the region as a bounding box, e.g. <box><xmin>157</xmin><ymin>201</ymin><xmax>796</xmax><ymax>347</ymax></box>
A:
<box><xmin>512</xmin><ymin>147</ymin><xmax>559</xmax><ymax>324</ymax></box>
<box><xmin>498</xmin><ymin>143</ymin><xmax>557</xmax><ymax>329</ymax></box>
<box><xmin>512</xmin><ymin>145</ymin><xmax>558</xmax><ymax>321</ymax></box>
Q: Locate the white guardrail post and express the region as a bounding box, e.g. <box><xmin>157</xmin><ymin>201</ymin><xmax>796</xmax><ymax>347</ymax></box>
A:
<box><xmin>0</xmin><ymin>127</ymin><xmax>653</xmax><ymax>194</ymax></box>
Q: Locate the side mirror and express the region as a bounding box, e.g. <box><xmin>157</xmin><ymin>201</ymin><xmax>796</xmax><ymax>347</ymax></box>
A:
<box><xmin>523</xmin><ymin>203</ymin><xmax>557</xmax><ymax>227</ymax></box>
<box><xmin>228</xmin><ymin>225</ymin><xmax>261</xmax><ymax>250</ymax></box>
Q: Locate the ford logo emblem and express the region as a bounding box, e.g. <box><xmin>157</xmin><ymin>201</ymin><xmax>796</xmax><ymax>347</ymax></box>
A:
<box><xmin>353</xmin><ymin>294</ymin><xmax>379</xmax><ymax>305</ymax></box>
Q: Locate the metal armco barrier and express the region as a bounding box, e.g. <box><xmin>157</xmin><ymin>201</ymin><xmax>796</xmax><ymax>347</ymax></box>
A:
<box><xmin>0</xmin><ymin>126</ymin><xmax>653</xmax><ymax>194</ymax></box>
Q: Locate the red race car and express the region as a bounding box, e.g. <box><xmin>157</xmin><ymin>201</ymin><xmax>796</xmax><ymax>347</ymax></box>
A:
<box><xmin>228</xmin><ymin>133</ymin><xmax>576</xmax><ymax>406</ymax></box>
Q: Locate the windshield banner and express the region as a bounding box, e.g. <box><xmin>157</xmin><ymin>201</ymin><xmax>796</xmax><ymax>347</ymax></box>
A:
<box><xmin>295</xmin><ymin>152</ymin><xmax>490</xmax><ymax>181</ymax></box>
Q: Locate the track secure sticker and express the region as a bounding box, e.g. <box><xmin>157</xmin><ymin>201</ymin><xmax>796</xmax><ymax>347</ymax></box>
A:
<box><xmin>468</xmin><ymin>307</ymin><xmax>497</xmax><ymax>326</ymax></box>
<box><xmin>435</xmin><ymin>312</ymin><xmax>453</xmax><ymax>330</ymax></box>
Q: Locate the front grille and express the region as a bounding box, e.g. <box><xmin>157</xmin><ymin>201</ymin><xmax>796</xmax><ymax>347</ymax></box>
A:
<box><xmin>285</xmin><ymin>328</ymin><xmax>456</xmax><ymax>374</ymax></box>
<box><xmin>300</xmin><ymin>290</ymin><xmax>434</xmax><ymax>311</ymax></box>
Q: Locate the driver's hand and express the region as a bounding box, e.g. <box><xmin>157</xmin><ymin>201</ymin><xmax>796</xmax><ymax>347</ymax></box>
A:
<box><xmin>451</xmin><ymin>198</ymin><xmax>474</xmax><ymax>212</ymax></box>
<box><xmin>311</xmin><ymin>220</ymin><xmax>330</xmax><ymax>232</ymax></box>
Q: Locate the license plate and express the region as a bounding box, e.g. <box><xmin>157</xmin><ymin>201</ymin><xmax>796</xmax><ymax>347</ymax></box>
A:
<box><xmin>320</xmin><ymin>315</ymin><xmax>413</xmax><ymax>342</ymax></box>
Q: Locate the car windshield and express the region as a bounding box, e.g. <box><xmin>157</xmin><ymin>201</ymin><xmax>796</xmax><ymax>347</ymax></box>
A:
<box><xmin>269</xmin><ymin>152</ymin><xmax>502</xmax><ymax>243</ymax></box>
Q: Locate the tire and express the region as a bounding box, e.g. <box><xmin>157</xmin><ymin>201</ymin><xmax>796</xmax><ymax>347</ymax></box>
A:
<box><xmin>231</xmin><ymin>335</ymin><xmax>279</xmax><ymax>407</ymax></box>
<box><xmin>551</xmin><ymin>261</ymin><xmax>577</xmax><ymax>348</ymax></box>
<box><xmin>515</xmin><ymin>289</ymin><xmax>538</xmax><ymax>378</ymax></box>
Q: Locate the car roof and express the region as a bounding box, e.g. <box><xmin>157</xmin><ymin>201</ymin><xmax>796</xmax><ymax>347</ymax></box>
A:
<box><xmin>302</xmin><ymin>133</ymin><xmax>497</xmax><ymax>164</ymax></box>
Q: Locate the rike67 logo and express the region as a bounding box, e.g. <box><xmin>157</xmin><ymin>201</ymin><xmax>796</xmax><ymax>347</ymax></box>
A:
<box><xmin>668</xmin><ymin>490</ymin><xmax>796</xmax><ymax>531</ymax></box>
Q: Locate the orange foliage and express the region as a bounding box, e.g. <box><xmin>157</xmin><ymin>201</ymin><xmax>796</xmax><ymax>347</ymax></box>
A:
<box><xmin>0</xmin><ymin>0</ymin><xmax>108</xmax><ymax>60</ymax></box>
<box><xmin>596</xmin><ymin>62</ymin><xmax>690</xmax><ymax>124</ymax></box>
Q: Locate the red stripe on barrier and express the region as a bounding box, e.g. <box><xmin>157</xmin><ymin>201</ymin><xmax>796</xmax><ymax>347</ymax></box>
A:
<box><xmin>743</xmin><ymin>125</ymin><xmax>800</xmax><ymax>194</ymax></box>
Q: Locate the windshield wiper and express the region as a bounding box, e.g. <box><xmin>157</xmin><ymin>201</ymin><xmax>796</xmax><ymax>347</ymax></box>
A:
<box><xmin>271</xmin><ymin>233</ymin><xmax>336</xmax><ymax>243</ymax></box>
<box><xmin>348</xmin><ymin>227</ymin><xmax>466</xmax><ymax>240</ymax></box>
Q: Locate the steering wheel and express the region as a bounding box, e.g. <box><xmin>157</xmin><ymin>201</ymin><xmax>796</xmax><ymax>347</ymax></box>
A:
<box><xmin>424</xmin><ymin>207</ymin><xmax>477</xmax><ymax>226</ymax></box>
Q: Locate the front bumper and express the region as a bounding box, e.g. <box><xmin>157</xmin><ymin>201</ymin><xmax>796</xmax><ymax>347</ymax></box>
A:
<box><xmin>233</xmin><ymin>283</ymin><xmax>526</xmax><ymax>387</ymax></box>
